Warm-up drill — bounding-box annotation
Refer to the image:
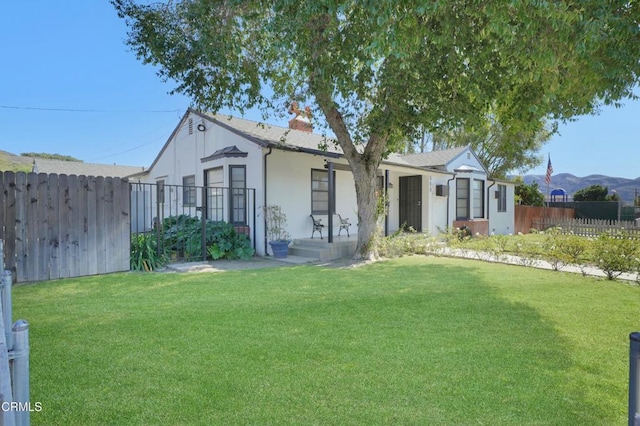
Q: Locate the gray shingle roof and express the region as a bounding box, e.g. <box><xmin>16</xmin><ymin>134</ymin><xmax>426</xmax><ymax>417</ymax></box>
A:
<box><xmin>400</xmin><ymin>146</ymin><xmax>468</xmax><ymax>169</ymax></box>
<box><xmin>30</xmin><ymin>158</ymin><xmax>145</xmax><ymax>178</ymax></box>
<box><xmin>195</xmin><ymin>111</ymin><xmax>467</xmax><ymax>173</ymax></box>
<box><xmin>200</xmin><ymin>111</ymin><xmax>343</xmax><ymax>157</ymax></box>
<box><xmin>144</xmin><ymin>109</ymin><xmax>462</xmax><ymax>175</ymax></box>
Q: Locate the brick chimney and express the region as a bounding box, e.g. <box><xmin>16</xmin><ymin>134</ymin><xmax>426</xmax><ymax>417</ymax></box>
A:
<box><xmin>288</xmin><ymin>101</ymin><xmax>313</xmax><ymax>132</ymax></box>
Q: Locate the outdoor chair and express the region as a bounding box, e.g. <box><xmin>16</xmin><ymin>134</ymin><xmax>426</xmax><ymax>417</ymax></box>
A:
<box><xmin>337</xmin><ymin>214</ymin><xmax>351</xmax><ymax>237</ymax></box>
<box><xmin>309</xmin><ymin>214</ymin><xmax>324</xmax><ymax>239</ymax></box>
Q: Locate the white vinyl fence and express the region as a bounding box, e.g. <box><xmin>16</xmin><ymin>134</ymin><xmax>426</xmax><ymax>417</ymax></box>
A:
<box><xmin>533</xmin><ymin>217</ymin><xmax>640</xmax><ymax>238</ymax></box>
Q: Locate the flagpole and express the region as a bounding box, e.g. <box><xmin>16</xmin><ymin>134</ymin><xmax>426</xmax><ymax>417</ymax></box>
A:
<box><xmin>544</xmin><ymin>153</ymin><xmax>553</xmax><ymax>225</ymax></box>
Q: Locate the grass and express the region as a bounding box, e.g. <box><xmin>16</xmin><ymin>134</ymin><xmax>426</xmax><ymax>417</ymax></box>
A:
<box><xmin>12</xmin><ymin>256</ymin><xmax>640</xmax><ymax>425</ymax></box>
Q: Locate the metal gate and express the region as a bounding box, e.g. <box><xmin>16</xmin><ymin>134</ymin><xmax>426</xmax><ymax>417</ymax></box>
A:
<box><xmin>130</xmin><ymin>182</ymin><xmax>256</xmax><ymax>263</ymax></box>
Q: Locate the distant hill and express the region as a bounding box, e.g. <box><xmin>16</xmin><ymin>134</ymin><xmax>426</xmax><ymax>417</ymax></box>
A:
<box><xmin>0</xmin><ymin>150</ymin><xmax>34</xmax><ymax>173</ymax></box>
<box><xmin>523</xmin><ymin>173</ymin><xmax>640</xmax><ymax>205</ymax></box>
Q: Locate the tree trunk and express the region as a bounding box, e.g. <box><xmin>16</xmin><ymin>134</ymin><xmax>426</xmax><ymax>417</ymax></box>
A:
<box><xmin>306</xmin><ymin>13</ymin><xmax>388</xmax><ymax>260</ymax></box>
<box><xmin>350</xmin><ymin>160</ymin><xmax>380</xmax><ymax>260</ymax></box>
<box><xmin>314</xmin><ymin>110</ymin><xmax>387</xmax><ymax>260</ymax></box>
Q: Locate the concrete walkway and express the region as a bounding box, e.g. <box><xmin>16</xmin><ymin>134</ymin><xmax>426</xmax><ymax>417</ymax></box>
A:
<box><xmin>161</xmin><ymin>249</ymin><xmax>639</xmax><ymax>283</ymax></box>
<box><xmin>164</xmin><ymin>254</ymin><xmax>321</xmax><ymax>273</ymax></box>
<box><xmin>438</xmin><ymin>247</ymin><xmax>639</xmax><ymax>282</ymax></box>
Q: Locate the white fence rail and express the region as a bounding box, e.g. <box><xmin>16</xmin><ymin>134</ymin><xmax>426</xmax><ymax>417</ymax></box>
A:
<box><xmin>533</xmin><ymin>217</ymin><xmax>640</xmax><ymax>238</ymax></box>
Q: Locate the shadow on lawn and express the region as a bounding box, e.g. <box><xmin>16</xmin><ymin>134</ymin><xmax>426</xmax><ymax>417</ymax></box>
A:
<box><xmin>289</xmin><ymin>259</ymin><xmax>613</xmax><ymax>424</ymax></box>
<box><xmin>14</xmin><ymin>257</ymin><xmax>616</xmax><ymax>425</ymax></box>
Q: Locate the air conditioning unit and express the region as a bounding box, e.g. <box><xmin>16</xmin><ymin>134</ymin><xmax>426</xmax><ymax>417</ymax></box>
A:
<box><xmin>495</xmin><ymin>190</ymin><xmax>501</xmax><ymax>199</ymax></box>
<box><xmin>435</xmin><ymin>184</ymin><xmax>449</xmax><ymax>197</ymax></box>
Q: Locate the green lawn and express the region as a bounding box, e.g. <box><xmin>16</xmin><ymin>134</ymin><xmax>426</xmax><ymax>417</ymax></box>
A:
<box><xmin>13</xmin><ymin>256</ymin><xmax>640</xmax><ymax>425</ymax></box>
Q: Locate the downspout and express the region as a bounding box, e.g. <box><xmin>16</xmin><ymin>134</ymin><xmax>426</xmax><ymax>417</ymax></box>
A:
<box><xmin>328</xmin><ymin>161</ymin><xmax>334</xmax><ymax>243</ymax></box>
<box><xmin>263</xmin><ymin>146</ymin><xmax>273</xmax><ymax>256</ymax></box>
<box><xmin>446</xmin><ymin>173</ymin><xmax>456</xmax><ymax>229</ymax></box>
<box><xmin>384</xmin><ymin>169</ymin><xmax>390</xmax><ymax>237</ymax></box>
<box><xmin>486</xmin><ymin>178</ymin><xmax>496</xmax><ymax>227</ymax></box>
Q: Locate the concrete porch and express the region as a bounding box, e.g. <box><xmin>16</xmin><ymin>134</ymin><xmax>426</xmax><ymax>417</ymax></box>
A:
<box><xmin>289</xmin><ymin>235</ymin><xmax>357</xmax><ymax>261</ymax></box>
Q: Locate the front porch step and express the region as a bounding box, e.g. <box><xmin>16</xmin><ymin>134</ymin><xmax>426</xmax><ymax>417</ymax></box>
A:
<box><xmin>288</xmin><ymin>245</ymin><xmax>329</xmax><ymax>262</ymax></box>
<box><xmin>289</xmin><ymin>236</ymin><xmax>357</xmax><ymax>261</ymax></box>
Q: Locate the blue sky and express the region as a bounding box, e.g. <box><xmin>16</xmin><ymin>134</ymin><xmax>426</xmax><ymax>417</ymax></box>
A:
<box><xmin>2</xmin><ymin>1</ymin><xmax>639</xmax><ymax>179</ymax></box>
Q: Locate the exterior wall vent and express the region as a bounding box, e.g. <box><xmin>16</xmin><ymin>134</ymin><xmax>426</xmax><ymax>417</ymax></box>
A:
<box><xmin>188</xmin><ymin>118</ymin><xmax>193</xmax><ymax>135</ymax></box>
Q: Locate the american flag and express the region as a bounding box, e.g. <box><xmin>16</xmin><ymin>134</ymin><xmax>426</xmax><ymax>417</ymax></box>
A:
<box><xmin>545</xmin><ymin>155</ymin><xmax>553</xmax><ymax>185</ymax></box>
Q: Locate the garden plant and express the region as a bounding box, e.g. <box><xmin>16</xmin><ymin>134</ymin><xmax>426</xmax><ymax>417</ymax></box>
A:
<box><xmin>378</xmin><ymin>226</ymin><xmax>639</xmax><ymax>281</ymax></box>
<box><xmin>131</xmin><ymin>215</ymin><xmax>254</xmax><ymax>270</ymax></box>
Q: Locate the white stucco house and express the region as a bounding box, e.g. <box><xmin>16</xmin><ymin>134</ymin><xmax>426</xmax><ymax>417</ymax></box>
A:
<box><xmin>127</xmin><ymin>108</ymin><xmax>515</xmax><ymax>258</ymax></box>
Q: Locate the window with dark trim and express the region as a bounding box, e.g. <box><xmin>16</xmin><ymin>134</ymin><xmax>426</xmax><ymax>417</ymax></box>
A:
<box><xmin>497</xmin><ymin>184</ymin><xmax>507</xmax><ymax>212</ymax></box>
<box><xmin>182</xmin><ymin>175</ymin><xmax>196</xmax><ymax>207</ymax></box>
<box><xmin>473</xmin><ymin>179</ymin><xmax>484</xmax><ymax>218</ymax></box>
<box><xmin>456</xmin><ymin>178</ymin><xmax>469</xmax><ymax>220</ymax></box>
<box><xmin>311</xmin><ymin>169</ymin><xmax>335</xmax><ymax>214</ymax></box>
<box><xmin>206</xmin><ymin>167</ymin><xmax>224</xmax><ymax>221</ymax></box>
<box><xmin>229</xmin><ymin>165</ymin><xmax>246</xmax><ymax>224</ymax></box>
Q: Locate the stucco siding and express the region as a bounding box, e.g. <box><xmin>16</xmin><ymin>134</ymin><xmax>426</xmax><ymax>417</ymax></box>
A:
<box><xmin>265</xmin><ymin>150</ymin><xmax>357</xmax><ymax>248</ymax></box>
<box><xmin>487</xmin><ymin>182</ymin><xmax>516</xmax><ymax>235</ymax></box>
<box><xmin>427</xmin><ymin>174</ymin><xmax>452</xmax><ymax>234</ymax></box>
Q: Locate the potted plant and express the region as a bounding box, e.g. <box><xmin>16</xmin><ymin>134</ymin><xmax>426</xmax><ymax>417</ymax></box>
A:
<box><xmin>265</xmin><ymin>205</ymin><xmax>291</xmax><ymax>258</ymax></box>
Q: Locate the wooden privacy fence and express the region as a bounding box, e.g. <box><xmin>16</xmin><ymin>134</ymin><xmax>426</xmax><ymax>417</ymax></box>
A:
<box><xmin>514</xmin><ymin>205</ymin><xmax>575</xmax><ymax>234</ymax></box>
<box><xmin>533</xmin><ymin>216</ymin><xmax>640</xmax><ymax>238</ymax></box>
<box><xmin>0</xmin><ymin>171</ymin><xmax>130</xmax><ymax>283</ymax></box>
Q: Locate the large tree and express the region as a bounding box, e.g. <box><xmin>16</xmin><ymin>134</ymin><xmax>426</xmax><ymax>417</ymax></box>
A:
<box><xmin>400</xmin><ymin>114</ymin><xmax>554</xmax><ymax>177</ymax></box>
<box><xmin>430</xmin><ymin>115</ymin><xmax>554</xmax><ymax>178</ymax></box>
<box><xmin>113</xmin><ymin>0</ymin><xmax>640</xmax><ymax>259</ymax></box>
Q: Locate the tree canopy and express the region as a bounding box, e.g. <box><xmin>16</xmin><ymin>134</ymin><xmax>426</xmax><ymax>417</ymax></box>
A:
<box><xmin>514</xmin><ymin>177</ymin><xmax>545</xmax><ymax>207</ymax></box>
<box><xmin>114</xmin><ymin>0</ymin><xmax>640</xmax><ymax>258</ymax></box>
<box><xmin>402</xmin><ymin>114</ymin><xmax>554</xmax><ymax>178</ymax></box>
<box><xmin>573</xmin><ymin>184</ymin><xmax>610</xmax><ymax>201</ymax></box>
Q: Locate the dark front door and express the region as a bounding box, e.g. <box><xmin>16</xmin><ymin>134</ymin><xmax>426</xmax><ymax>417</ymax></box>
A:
<box><xmin>399</xmin><ymin>175</ymin><xmax>422</xmax><ymax>231</ymax></box>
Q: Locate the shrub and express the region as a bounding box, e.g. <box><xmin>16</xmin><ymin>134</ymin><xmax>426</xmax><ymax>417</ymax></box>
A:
<box><xmin>560</xmin><ymin>234</ymin><xmax>589</xmax><ymax>269</ymax></box>
<box><xmin>469</xmin><ymin>234</ymin><xmax>494</xmax><ymax>261</ymax></box>
<box><xmin>511</xmin><ymin>234</ymin><xmax>540</xmax><ymax>267</ymax></box>
<box><xmin>161</xmin><ymin>214</ymin><xmax>201</xmax><ymax>257</ymax></box>
<box><xmin>131</xmin><ymin>233</ymin><xmax>169</xmax><ymax>271</ymax></box>
<box><xmin>485</xmin><ymin>234</ymin><xmax>509</xmax><ymax>262</ymax></box>
<box><xmin>206</xmin><ymin>221</ymin><xmax>255</xmax><ymax>260</ymax></box>
<box><xmin>159</xmin><ymin>215</ymin><xmax>254</xmax><ymax>261</ymax></box>
<box><xmin>542</xmin><ymin>228</ymin><xmax>568</xmax><ymax>271</ymax></box>
<box><xmin>592</xmin><ymin>232</ymin><xmax>639</xmax><ymax>280</ymax></box>
<box><xmin>541</xmin><ymin>229</ymin><xmax>589</xmax><ymax>272</ymax></box>
<box><xmin>440</xmin><ymin>227</ymin><xmax>472</xmax><ymax>246</ymax></box>
<box><xmin>376</xmin><ymin>231</ymin><xmax>438</xmax><ymax>258</ymax></box>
